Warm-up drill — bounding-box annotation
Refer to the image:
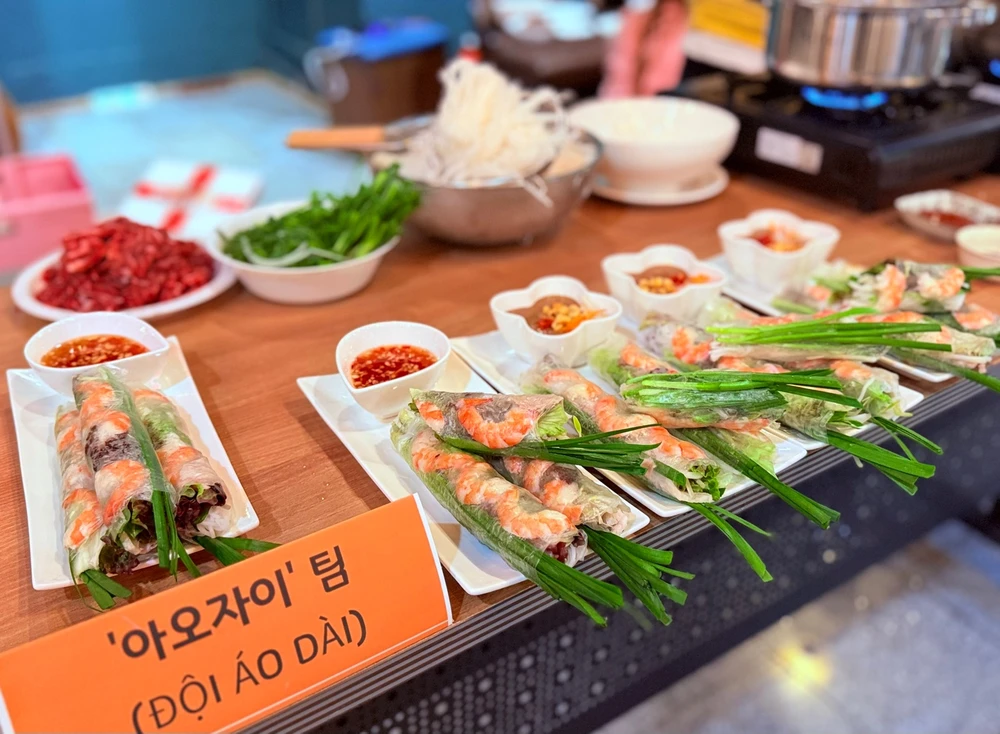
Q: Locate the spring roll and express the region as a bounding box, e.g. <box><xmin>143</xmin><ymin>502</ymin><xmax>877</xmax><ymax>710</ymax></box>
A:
<box><xmin>945</xmin><ymin>303</ymin><xmax>1000</xmax><ymax>341</ymax></box>
<box><xmin>496</xmin><ymin>457</ymin><xmax>633</xmax><ymax>535</ymax></box>
<box><xmin>521</xmin><ymin>356</ymin><xmax>734</xmax><ymax>503</ymax></box>
<box><xmin>133</xmin><ymin>389</ymin><xmax>232</xmax><ymax>538</ymax></box>
<box><xmin>857</xmin><ymin>311</ymin><xmax>994</xmax><ymax>368</ymax></box>
<box><xmin>391</xmin><ymin>407</ymin><xmax>586</xmax><ymax>565</ymax></box>
<box><xmin>73</xmin><ymin>368</ymin><xmax>169</xmax><ymax>572</ymax></box>
<box><xmin>411</xmin><ymin>391</ymin><xmax>567</xmax><ymax>448</ymax></box>
<box><xmin>55</xmin><ymin>406</ymin><xmax>107</xmax><ymax>577</ymax></box>
<box><xmin>590</xmin><ymin>336</ymin><xmax>779</xmax><ymax>433</ymax></box>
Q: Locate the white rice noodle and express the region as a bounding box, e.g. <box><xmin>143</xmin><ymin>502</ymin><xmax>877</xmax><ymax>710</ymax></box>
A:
<box><xmin>397</xmin><ymin>59</ymin><xmax>570</xmax><ymax>206</ymax></box>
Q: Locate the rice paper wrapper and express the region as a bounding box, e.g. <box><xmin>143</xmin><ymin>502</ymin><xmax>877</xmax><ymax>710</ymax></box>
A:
<box><xmin>519</xmin><ymin>356</ymin><xmax>735</xmax><ymax>504</ymax></box>
<box><xmin>411</xmin><ymin>390</ymin><xmax>568</xmax><ymax>448</ymax></box>
<box><xmin>497</xmin><ymin>456</ymin><xmax>633</xmax><ymax>535</ymax></box>
<box><xmin>391</xmin><ymin>407</ymin><xmax>586</xmax><ymax>568</ymax></box>
<box><xmin>55</xmin><ymin>405</ymin><xmax>106</xmax><ymax>576</ymax></box>
<box><xmin>73</xmin><ymin>368</ymin><xmax>169</xmax><ymax>559</ymax></box>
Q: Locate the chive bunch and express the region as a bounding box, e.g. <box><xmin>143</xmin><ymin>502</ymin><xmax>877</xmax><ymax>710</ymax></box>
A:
<box><xmin>707</xmin><ymin>309</ymin><xmax>950</xmax><ymax>353</ymax></box>
<box><xmin>623</xmin><ymin>369</ymin><xmax>862</xmax><ymax>410</ymax></box>
<box><xmin>222</xmin><ymin>165</ymin><xmax>420</xmax><ymax>267</ymax></box>
<box><xmin>440</xmin><ymin>425</ymin><xmax>658</xmax><ymax>475</ymax></box>
<box><xmin>585</xmin><ymin>528</ymin><xmax>693</xmax><ymax>625</ymax></box>
<box><xmin>676</xmin><ymin>427</ymin><xmax>840</xmax><ymax>529</ymax></box>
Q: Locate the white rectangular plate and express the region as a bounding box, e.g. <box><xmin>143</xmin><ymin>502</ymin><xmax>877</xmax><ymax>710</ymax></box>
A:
<box><xmin>298</xmin><ymin>352</ymin><xmax>650</xmax><ymax>597</ymax></box>
<box><xmin>452</xmin><ymin>332</ymin><xmax>809</xmax><ymax>518</ymax></box>
<box><xmin>706</xmin><ymin>254</ymin><xmax>953</xmax><ymax>384</ymax></box>
<box><xmin>8</xmin><ymin>336</ymin><xmax>259</xmax><ymax>590</ymax></box>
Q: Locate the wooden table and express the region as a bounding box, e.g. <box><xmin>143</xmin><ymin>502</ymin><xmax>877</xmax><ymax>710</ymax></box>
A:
<box><xmin>2</xmin><ymin>173</ymin><xmax>999</xmax><ymax>654</ymax></box>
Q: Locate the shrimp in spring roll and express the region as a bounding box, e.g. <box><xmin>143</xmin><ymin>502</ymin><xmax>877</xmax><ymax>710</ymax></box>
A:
<box><xmin>133</xmin><ymin>389</ymin><xmax>233</xmax><ymax>538</ymax></box>
<box><xmin>522</xmin><ymin>356</ymin><xmax>733</xmax><ymax>503</ymax></box>
<box><xmin>73</xmin><ymin>369</ymin><xmax>169</xmax><ymax>573</ymax></box>
<box><xmin>55</xmin><ymin>406</ymin><xmax>107</xmax><ymax>577</ymax></box>
<box><xmin>497</xmin><ymin>457</ymin><xmax>633</xmax><ymax>535</ymax></box>
<box><xmin>589</xmin><ymin>336</ymin><xmax>780</xmax><ymax>434</ymax></box>
<box><xmin>392</xmin><ymin>407</ymin><xmax>587</xmax><ymax>565</ymax></box>
<box><xmin>412</xmin><ymin>391</ymin><xmax>567</xmax><ymax>449</ymax></box>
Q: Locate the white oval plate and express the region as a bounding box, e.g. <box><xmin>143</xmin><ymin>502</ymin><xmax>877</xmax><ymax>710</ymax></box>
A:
<box><xmin>12</xmin><ymin>251</ymin><xmax>237</xmax><ymax>322</ymax></box>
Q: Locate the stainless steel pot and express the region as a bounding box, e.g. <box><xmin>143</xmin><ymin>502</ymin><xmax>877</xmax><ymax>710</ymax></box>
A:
<box><xmin>766</xmin><ymin>0</ymin><xmax>997</xmax><ymax>89</ymax></box>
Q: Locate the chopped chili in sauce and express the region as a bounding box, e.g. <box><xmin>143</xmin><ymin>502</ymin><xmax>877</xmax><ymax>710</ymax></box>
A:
<box><xmin>917</xmin><ymin>210</ymin><xmax>977</xmax><ymax>228</ymax></box>
<box><xmin>350</xmin><ymin>345</ymin><xmax>437</xmax><ymax>388</ymax></box>
<box><xmin>511</xmin><ymin>296</ymin><xmax>603</xmax><ymax>335</ymax></box>
<box><xmin>749</xmin><ymin>226</ymin><xmax>807</xmax><ymax>252</ymax></box>
<box><xmin>632</xmin><ymin>265</ymin><xmax>713</xmax><ymax>294</ymax></box>
<box><xmin>41</xmin><ymin>334</ymin><xmax>148</xmax><ymax>368</ymax></box>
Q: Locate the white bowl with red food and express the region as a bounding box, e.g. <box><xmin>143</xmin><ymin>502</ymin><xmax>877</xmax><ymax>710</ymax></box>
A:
<box><xmin>490</xmin><ymin>276</ymin><xmax>622</xmax><ymax>367</ymax></box>
<box><xmin>24</xmin><ymin>312</ymin><xmax>171</xmax><ymax>396</ymax></box>
<box><xmin>205</xmin><ymin>201</ymin><xmax>399</xmax><ymax>306</ymax></box>
<box><xmin>336</xmin><ymin>321</ymin><xmax>450</xmax><ymax>419</ymax></box>
<box><xmin>718</xmin><ymin>209</ymin><xmax>839</xmax><ymax>293</ymax></box>
<box><xmin>602</xmin><ymin>245</ymin><xmax>726</xmax><ymax>324</ymax></box>
<box><xmin>12</xmin><ymin>217</ymin><xmax>236</xmax><ymax>323</ymax></box>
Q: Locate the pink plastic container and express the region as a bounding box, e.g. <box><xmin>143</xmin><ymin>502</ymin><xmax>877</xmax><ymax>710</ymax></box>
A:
<box><xmin>0</xmin><ymin>155</ymin><xmax>93</xmax><ymax>272</ymax></box>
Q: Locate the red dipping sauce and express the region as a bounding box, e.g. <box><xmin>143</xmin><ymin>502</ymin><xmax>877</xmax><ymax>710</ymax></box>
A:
<box><xmin>349</xmin><ymin>345</ymin><xmax>437</xmax><ymax>388</ymax></box>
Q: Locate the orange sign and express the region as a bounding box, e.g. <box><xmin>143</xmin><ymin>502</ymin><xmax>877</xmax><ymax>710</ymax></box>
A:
<box><xmin>0</xmin><ymin>495</ymin><xmax>451</xmax><ymax>733</ymax></box>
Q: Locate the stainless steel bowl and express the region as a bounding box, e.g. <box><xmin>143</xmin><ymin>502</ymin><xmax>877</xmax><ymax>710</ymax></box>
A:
<box><xmin>371</xmin><ymin>131</ymin><xmax>602</xmax><ymax>248</ymax></box>
<box><xmin>766</xmin><ymin>0</ymin><xmax>997</xmax><ymax>89</ymax></box>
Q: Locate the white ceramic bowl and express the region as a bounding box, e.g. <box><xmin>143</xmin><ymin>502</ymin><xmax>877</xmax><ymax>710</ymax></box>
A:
<box><xmin>24</xmin><ymin>312</ymin><xmax>170</xmax><ymax>396</ymax></box>
<box><xmin>205</xmin><ymin>201</ymin><xmax>399</xmax><ymax>305</ymax></box>
<box><xmin>718</xmin><ymin>209</ymin><xmax>839</xmax><ymax>293</ymax></box>
<box><xmin>569</xmin><ymin>97</ymin><xmax>739</xmax><ymax>193</ymax></box>
<box><xmin>956</xmin><ymin>224</ymin><xmax>1000</xmax><ymax>282</ymax></box>
<box><xmin>895</xmin><ymin>190</ymin><xmax>1000</xmax><ymax>243</ymax></box>
<box><xmin>602</xmin><ymin>245</ymin><xmax>726</xmax><ymax>324</ymax></box>
<box><xmin>335</xmin><ymin>321</ymin><xmax>450</xmax><ymax>419</ymax></box>
<box><xmin>490</xmin><ymin>276</ymin><xmax>622</xmax><ymax>367</ymax></box>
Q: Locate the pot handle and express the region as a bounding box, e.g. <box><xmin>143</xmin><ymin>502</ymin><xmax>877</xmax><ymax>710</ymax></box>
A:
<box><xmin>959</xmin><ymin>0</ymin><xmax>997</xmax><ymax>27</ymax></box>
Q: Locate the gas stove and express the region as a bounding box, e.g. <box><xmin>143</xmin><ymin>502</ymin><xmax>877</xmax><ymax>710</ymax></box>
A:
<box><xmin>673</xmin><ymin>73</ymin><xmax>1000</xmax><ymax>211</ymax></box>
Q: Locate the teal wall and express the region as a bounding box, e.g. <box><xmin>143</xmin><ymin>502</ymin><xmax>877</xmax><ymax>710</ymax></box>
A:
<box><xmin>0</xmin><ymin>0</ymin><xmax>465</xmax><ymax>104</ymax></box>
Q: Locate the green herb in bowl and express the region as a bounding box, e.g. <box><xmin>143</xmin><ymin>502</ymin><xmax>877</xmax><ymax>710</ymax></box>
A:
<box><xmin>221</xmin><ymin>165</ymin><xmax>420</xmax><ymax>268</ymax></box>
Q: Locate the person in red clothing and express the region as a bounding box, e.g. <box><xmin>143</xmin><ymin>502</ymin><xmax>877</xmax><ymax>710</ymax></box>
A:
<box><xmin>600</xmin><ymin>0</ymin><xmax>688</xmax><ymax>97</ymax></box>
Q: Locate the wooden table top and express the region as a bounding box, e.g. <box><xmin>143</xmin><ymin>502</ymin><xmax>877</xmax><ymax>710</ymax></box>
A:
<box><xmin>2</xmin><ymin>172</ymin><xmax>999</xmax><ymax>652</ymax></box>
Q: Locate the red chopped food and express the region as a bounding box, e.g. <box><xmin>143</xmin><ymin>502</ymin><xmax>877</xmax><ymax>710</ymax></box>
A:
<box><xmin>35</xmin><ymin>217</ymin><xmax>215</xmax><ymax>311</ymax></box>
<box><xmin>350</xmin><ymin>345</ymin><xmax>438</xmax><ymax>388</ymax></box>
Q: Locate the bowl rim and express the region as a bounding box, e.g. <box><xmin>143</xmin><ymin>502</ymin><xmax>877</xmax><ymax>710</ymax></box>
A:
<box><xmin>568</xmin><ymin>96</ymin><xmax>741</xmax><ymax>147</ymax></box>
<box><xmin>336</xmin><ymin>321</ymin><xmax>452</xmax><ymax>395</ymax></box>
<box><xmin>370</xmin><ymin>129</ymin><xmax>604</xmax><ymax>192</ymax></box>
<box><xmin>24</xmin><ymin>312</ymin><xmax>171</xmax><ymax>373</ymax></box>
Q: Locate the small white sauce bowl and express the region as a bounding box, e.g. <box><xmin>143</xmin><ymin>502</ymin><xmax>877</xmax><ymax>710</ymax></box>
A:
<box><xmin>24</xmin><ymin>312</ymin><xmax>171</xmax><ymax>396</ymax></box>
<box><xmin>602</xmin><ymin>245</ymin><xmax>726</xmax><ymax>324</ymax></box>
<box><xmin>718</xmin><ymin>209</ymin><xmax>839</xmax><ymax>293</ymax></box>
<box><xmin>490</xmin><ymin>275</ymin><xmax>622</xmax><ymax>367</ymax></box>
<box><xmin>957</xmin><ymin>224</ymin><xmax>1000</xmax><ymax>282</ymax></box>
<box><xmin>336</xmin><ymin>321</ymin><xmax>450</xmax><ymax>419</ymax></box>
<box><xmin>206</xmin><ymin>201</ymin><xmax>399</xmax><ymax>305</ymax></box>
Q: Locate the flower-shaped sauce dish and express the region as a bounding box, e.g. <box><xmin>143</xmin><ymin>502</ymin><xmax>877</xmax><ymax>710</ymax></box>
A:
<box><xmin>490</xmin><ymin>276</ymin><xmax>622</xmax><ymax>367</ymax></box>
<box><xmin>602</xmin><ymin>244</ymin><xmax>726</xmax><ymax>324</ymax></box>
<box><xmin>718</xmin><ymin>209</ymin><xmax>839</xmax><ymax>293</ymax></box>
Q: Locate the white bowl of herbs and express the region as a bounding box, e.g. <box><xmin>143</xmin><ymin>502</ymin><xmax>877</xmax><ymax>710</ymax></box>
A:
<box><xmin>207</xmin><ymin>167</ymin><xmax>420</xmax><ymax>305</ymax></box>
